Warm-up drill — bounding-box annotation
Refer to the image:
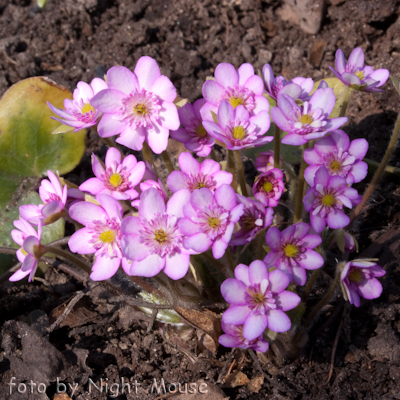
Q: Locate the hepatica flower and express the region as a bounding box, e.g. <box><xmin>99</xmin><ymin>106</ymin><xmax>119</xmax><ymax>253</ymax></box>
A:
<box><xmin>179</xmin><ymin>185</ymin><xmax>244</xmax><ymax>259</ymax></box>
<box><xmin>271</xmin><ymin>88</ymin><xmax>347</xmax><ymax>145</ymax></box>
<box><xmin>329</xmin><ymin>47</ymin><xmax>389</xmax><ymax>92</ymax></box>
<box><xmin>262</xmin><ymin>63</ymin><xmax>314</xmax><ymax>101</ymax></box>
<box><xmin>252</xmin><ymin>168</ymin><xmax>284</xmax><ymax>207</ymax></box>
<box><xmin>20</xmin><ymin>170</ymin><xmax>68</xmax><ymax>225</ymax></box>
<box><xmin>221</xmin><ymin>260</ymin><xmax>301</xmax><ymax>340</ymax></box>
<box><xmin>121</xmin><ymin>188</ymin><xmax>193</xmax><ymax>280</ymax></box>
<box><xmin>47</xmin><ymin>78</ymin><xmax>107</xmax><ymax>131</ymax></box>
<box><xmin>167</xmin><ymin>152</ymin><xmax>232</xmax><ymax>194</ymax></box>
<box><xmin>255</xmin><ymin>150</ymin><xmax>276</xmax><ymax>173</ymax></box>
<box><xmin>79</xmin><ymin>147</ymin><xmax>145</xmax><ymax>201</ymax></box>
<box><xmin>203</xmin><ymin>101</ymin><xmax>272</xmax><ymax>150</ymax></box>
<box><xmin>171</xmin><ymin>99</ymin><xmax>215</xmax><ymax>157</ymax></box>
<box><xmin>219</xmin><ymin>321</ymin><xmax>269</xmax><ymax>352</ymax></box>
<box><xmin>230</xmin><ymin>195</ymin><xmax>274</xmax><ymax>246</ymax></box>
<box><xmin>91</xmin><ymin>57</ymin><xmax>179</xmax><ymax>154</ymax></box>
<box><xmin>201</xmin><ymin>63</ymin><xmax>269</xmax><ymax>121</ymax></box>
<box><xmin>68</xmin><ymin>193</ymin><xmax>129</xmax><ymax>281</ymax></box>
<box><xmin>264</xmin><ymin>223</ymin><xmax>324</xmax><ymax>285</ymax></box>
<box><xmin>303</xmin><ymin>166</ymin><xmax>360</xmax><ymax>233</ymax></box>
<box><xmin>339</xmin><ymin>260</ymin><xmax>386</xmax><ymax>307</ymax></box>
<box><xmin>304</xmin><ymin>130</ymin><xmax>368</xmax><ymax>186</ymax></box>
<box><xmin>9</xmin><ymin>219</ymin><xmax>43</xmax><ymax>282</ymax></box>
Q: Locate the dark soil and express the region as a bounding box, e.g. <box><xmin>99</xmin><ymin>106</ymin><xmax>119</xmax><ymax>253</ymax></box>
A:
<box><xmin>1</xmin><ymin>0</ymin><xmax>400</xmax><ymax>399</ymax></box>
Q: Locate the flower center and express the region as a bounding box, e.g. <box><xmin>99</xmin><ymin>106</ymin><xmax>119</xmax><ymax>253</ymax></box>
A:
<box><xmin>154</xmin><ymin>229</ymin><xmax>167</xmax><ymax>244</ymax></box>
<box><xmin>253</xmin><ymin>293</ymin><xmax>264</xmax><ymax>303</ymax></box>
<box><xmin>195</xmin><ymin>182</ymin><xmax>206</xmax><ymax>189</ymax></box>
<box><xmin>243</xmin><ymin>216</ymin><xmax>256</xmax><ymax>229</ymax></box>
<box><xmin>232</xmin><ymin>126</ymin><xmax>246</xmax><ymax>140</ymax></box>
<box><xmin>81</xmin><ymin>102</ymin><xmax>95</xmax><ymax>114</ymax></box>
<box><xmin>330</xmin><ymin>160</ymin><xmax>341</xmax><ymax>172</ymax></box>
<box><xmin>355</xmin><ymin>70</ymin><xmax>364</xmax><ymax>80</ymax></box>
<box><xmin>134</xmin><ymin>103</ymin><xmax>147</xmax><ymax>116</ymax></box>
<box><xmin>348</xmin><ymin>269</ymin><xmax>363</xmax><ymax>283</ymax></box>
<box><xmin>20</xmin><ymin>248</ymin><xmax>28</xmax><ymax>256</ymax></box>
<box><xmin>284</xmin><ymin>244</ymin><xmax>299</xmax><ymax>258</ymax></box>
<box><xmin>208</xmin><ymin>217</ymin><xmax>221</xmax><ymax>228</ymax></box>
<box><xmin>109</xmin><ymin>173</ymin><xmax>123</xmax><ymax>188</ymax></box>
<box><xmin>322</xmin><ymin>194</ymin><xmax>335</xmax><ymax>207</ymax></box>
<box><xmin>229</xmin><ymin>96</ymin><xmax>244</xmax><ymax>109</ymax></box>
<box><xmin>99</xmin><ymin>230</ymin><xmax>116</xmax><ymax>244</ymax></box>
<box><xmin>196</xmin><ymin>124</ymin><xmax>208</xmax><ymax>137</ymax></box>
<box><xmin>262</xmin><ymin>181</ymin><xmax>274</xmax><ymax>193</ymax></box>
<box><xmin>300</xmin><ymin>114</ymin><xmax>313</xmax><ymax>125</ymax></box>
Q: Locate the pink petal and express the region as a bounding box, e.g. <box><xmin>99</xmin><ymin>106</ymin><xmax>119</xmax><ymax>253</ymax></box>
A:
<box><xmin>179</xmin><ymin>152</ymin><xmax>200</xmax><ymax>174</ymax></box>
<box><xmin>369</xmin><ymin>69</ymin><xmax>389</xmax><ymax>87</ymax></box>
<box><xmin>215</xmin><ymin>63</ymin><xmax>238</xmax><ymax>88</ymax></box>
<box><xmin>238</xmin><ymin>63</ymin><xmax>254</xmax><ymax>85</ymax></box>
<box><xmin>151</xmin><ymin>75</ymin><xmax>177</xmax><ymax>102</ymax></box>
<box><xmin>234</xmin><ymin>263</ymin><xmax>251</xmax><ymax>286</ymax></box>
<box><xmin>262</xmin><ymin>64</ymin><xmax>274</xmax><ymax>92</ymax></box>
<box><xmin>79</xmin><ymin>178</ymin><xmax>105</xmax><ymax>195</ymax></box>
<box><xmin>105</xmin><ymin>147</ymin><xmax>121</xmax><ymax>168</ymax></box>
<box><xmin>107</xmin><ymin>66</ymin><xmax>138</xmax><ymax>95</ymax></box>
<box><xmin>266</xmin><ymin>227</ymin><xmax>281</xmax><ymax>251</ymax></box>
<box><xmin>222</xmin><ymin>305</ymin><xmax>251</xmax><ymax>325</ymax></box>
<box><xmin>178</xmin><ymin>218</ymin><xmax>201</xmax><ymax>236</ymax></box>
<box><xmin>349</xmin><ymin>138</ymin><xmax>368</xmax><ymax>160</ymax></box>
<box><xmin>218</xmin><ymin>334</ymin><xmax>241</xmax><ymax>348</ymax></box>
<box><xmin>134</xmin><ymin>56</ymin><xmax>161</xmax><ymax>91</ymax></box>
<box><xmin>167</xmin><ymin>171</ymin><xmax>188</xmax><ymax>193</ymax></box>
<box><xmin>270</xmin><ymin>108</ymin><xmax>292</xmax><ymax>132</ymax></box>
<box><xmin>217</xmin><ymin>100</ymin><xmax>234</xmax><ymax>129</ymax></box>
<box><xmin>215</xmin><ymin>184</ymin><xmax>236</xmax><ymax>211</ymax></box>
<box><xmin>116</xmin><ymin>126</ymin><xmax>146</xmax><ymax>151</ymax></box>
<box><xmin>221</xmin><ymin>278</ymin><xmax>247</xmax><ymax>305</ymax></box>
<box><xmin>298</xmin><ymin>249</ymin><xmax>324</xmax><ymax>270</ymax></box>
<box><xmin>304</xmin><ymin>165</ymin><xmax>320</xmax><ymax>187</ymax></box>
<box><xmin>249</xmin><ymin>110</ymin><xmax>271</xmax><ymax>135</ymax></box>
<box><xmin>310</xmin><ymin>213</ymin><xmax>326</xmax><ymax>233</ymax></box>
<box><xmin>191</xmin><ymin>188</ymin><xmax>214</xmax><ymax>211</ymax></box>
<box><xmin>90</xmin><ymin>77</ymin><xmax>108</xmax><ymax>94</ymax></box>
<box><xmin>309</xmin><ymin>88</ymin><xmax>336</xmax><ymax>116</ymax></box>
<box><xmin>301</xmin><ymin>233</ymin><xmax>322</xmax><ymax>249</ymax></box>
<box><xmin>145</xmin><ymin>125</ymin><xmax>169</xmax><ymax>154</ymax></box>
<box><xmin>41</xmin><ymin>200</ymin><xmax>63</xmax><ymax>218</ymax></box>
<box><xmin>248</xmin><ymin>260</ymin><xmax>269</xmax><ymax>285</ymax></box>
<box><xmin>212</xmin><ymin>238</ymin><xmax>228</xmax><ymax>259</ymax></box>
<box><xmin>274</xmin><ymin>291</ymin><xmax>300</xmax><ymax>311</ymax></box>
<box><xmin>266</xmin><ymin>309</ymin><xmax>291</xmax><ymax>332</ymax></box>
<box><xmin>91</xmin><ymin>89</ymin><xmax>126</xmax><ymax>113</ymax></box>
<box><xmin>139</xmin><ymin>187</ymin><xmax>165</xmax><ymax>220</ymax></box>
<box><xmin>348</xmin><ymin>47</ymin><xmax>364</xmax><ymax>70</ymax></box>
<box><xmin>341</xmin><ymin>73</ymin><xmax>361</xmax><ymax>86</ymax></box>
<box><xmin>199</xmin><ymin>159</ymin><xmax>220</xmax><ymax>175</ymax></box>
<box><xmin>90</xmin><ymin>256</ymin><xmax>120</xmax><ymax>281</ymax></box>
<box><xmin>212</xmin><ymin>171</ymin><xmax>233</xmax><ymax>188</ymax></box>
<box><xmin>327</xmin><ymin>210</ymin><xmax>350</xmax><ymax>230</ymax></box>
<box><xmin>243</xmin><ymin>314</ymin><xmax>268</xmax><ymax>341</ymax></box>
<box><xmin>166</xmin><ymin>189</ymin><xmax>191</xmax><ymax>218</ymax></box>
<box><xmin>97</xmin><ymin>114</ymin><xmax>124</xmax><ymax>138</ymax></box>
<box><xmin>159</xmin><ymin>101</ymin><xmax>180</xmax><ymax>130</ymax></box>
<box><xmin>357</xmin><ymin>278</ymin><xmax>383</xmax><ymax>300</ymax></box>
<box><xmin>202</xmin><ymin>80</ymin><xmax>225</xmax><ymax>105</ymax></box>
<box><xmin>199</xmin><ymin>102</ymin><xmax>219</xmax><ymax>122</ymax></box>
<box><xmin>9</xmin><ymin>268</ymin><xmax>31</xmax><ymax>282</ymax></box>
<box><xmin>23</xmin><ymin>236</ymin><xmax>39</xmax><ymax>255</ymax></box>
<box><xmin>184</xmin><ymin>232</ymin><xmax>212</xmax><ymax>253</ymax></box>
<box><xmin>120</xmin><ymin>234</ymin><xmax>149</xmax><ymax>261</ymax></box>
<box><xmin>68</xmin><ymin>228</ymin><xmax>95</xmax><ymax>254</ymax></box>
<box><xmin>244</xmin><ymin>75</ymin><xmax>264</xmax><ymax>95</ymax></box>
<box><xmin>177</xmin><ymin>102</ymin><xmax>196</xmax><ymax>127</ymax></box>
<box><xmin>164</xmin><ymin>252</ymin><xmax>190</xmax><ymax>280</ymax></box>
<box><xmin>268</xmin><ymin>269</ymin><xmax>290</xmax><ymax>294</ymax></box>
<box><xmin>252</xmin><ymin>95</ymin><xmax>270</xmax><ymax>114</ymax></box>
<box><xmin>130</xmin><ymin>254</ymin><xmax>165</xmax><ymax>277</ymax></box>
<box><xmin>69</xmin><ymin>201</ymin><xmax>106</xmax><ymax>226</ymax></box>
<box><xmin>97</xmin><ymin>193</ymin><xmax>123</xmax><ymax>222</ymax></box>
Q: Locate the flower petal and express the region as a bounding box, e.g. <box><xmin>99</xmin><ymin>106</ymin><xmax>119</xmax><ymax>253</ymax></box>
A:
<box><xmin>69</xmin><ymin>202</ymin><xmax>107</xmax><ymax>226</ymax></box>
<box><xmin>215</xmin><ymin>63</ymin><xmax>238</xmax><ymax>88</ymax></box>
<box><xmin>266</xmin><ymin>309</ymin><xmax>291</xmax><ymax>332</ymax></box>
<box><xmin>243</xmin><ymin>314</ymin><xmax>268</xmax><ymax>341</ymax></box>
<box><xmin>234</xmin><ymin>263</ymin><xmax>251</xmax><ymax>286</ymax></box>
<box><xmin>90</xmin><ymin>255</ymin><xmax>120</xmax><ymax>280</ymax></box>
<box><xmin>274</xmin><ymin>291</ymin><xmax>301</xmax><ymax>311</ymax></box>
<box><xmin>222</xmin><ymin>305</ymin><xmax>251</xmax><ymax>325</ymax></box>
<box><xmin>202</xmin><ymin>80</ymin><xmax>225</xmax><ymax>105</ymax></box>
<box><xmin>130</xmin><ymin>254</ymin><xmax>165</xmax><ymax>277</ymax></box>
<box><xmin>221</xmin><ymin>278</ymin><xmax>247</xmax><ymax>304</ymax></box>
<box><xmin>215</xmin><ymin>184</ymin><xmax>236</xmax><ymax>211</ymax></box>
<box><xmin>139</xmin><ymin>187</ymin><xmax>165</xmax><ymax>219</ymax></box>
<box><xmin>107</xmin><ymin>66</ymin><xmax>138</xmax><ymax>95</ymax></box>
<box><xmin>134</xmin><ymin>56</ymin><xmax>161</xmax><ymax>90</ymax></box>
<box><xmin>167</xmin><ymin>189</ymin><xmax>191</xmax><ymax>218</ymax></box>
<box><xmin>268</xmin><ymin>269</ymin><xmax>290</xmax><ymax>294</ymax></box>
<box><xmin>248</xmin><ymin>260</ymin><xmax>269</xmax><ymax>285</ymax></box>
<box><xmin>151</xmin><ymin>75</ymin><xmax>177</xmax><ymax>102</ymax></box>
<box><xmin>164</xmin><ymin>252</ymin><xmax>190</xmax><ymax>280</ymax></box>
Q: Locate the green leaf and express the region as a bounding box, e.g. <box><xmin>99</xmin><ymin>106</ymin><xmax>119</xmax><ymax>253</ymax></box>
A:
<box><xmin>37</xmin><ymin>0</ymin><xmax>47</xmax><ymax>8</ymax></box>
<box><xmin>391</xmin><ymin>75</ymin><xmax>400</xmax><ymax>96</ymax></box>
<box><xmin>0</xmin><ymin>77</ymin><xmax>87</xmax><ymax>208</ymax></box>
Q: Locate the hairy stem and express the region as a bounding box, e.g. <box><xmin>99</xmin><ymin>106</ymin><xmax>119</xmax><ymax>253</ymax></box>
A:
<box><xmin>350</xmin><ymin>112</ymin><xmax>400</xmax><ymax>225</ymax></box>
<box><xmin>161</xmin><ymin>150</ymin><xmax>175</xmax><ymax>174</ymax></box>
<box><xmin>293</xmin><ymin>143</ymin><xmax>309</xmax><ymax>223</ymax></box>
<box><xmin>363</xmin><ymin>158</ymin><xmax>400</xmax><ymax>177</ymax></box>
<box><xmin>102</xmin><ymin>137</ymin><xmax>119</xmax><ymax>150</ymax></box>
<box><xmin>233</xmin><ymin>150</ymin><xmax>248</xmax><ymax>197</ymax></box>
<box><xmin>301</xmin><ymin>269</ymin><xmax>321</xmax><ymax>303</ymax></box>
<box><xmin>228</xmin><ymin>150</ymin><xmax>238</xmax><ymax>190</ymax></box>
<box><xmin>274</xmin><ymin>124</ymin><xmax>281</xmax><ymax>168</ymax></box>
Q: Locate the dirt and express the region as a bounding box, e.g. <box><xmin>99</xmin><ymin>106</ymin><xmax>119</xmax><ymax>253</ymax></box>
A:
<box><xmin>1</xmin><ymin>0</ymin><xmax>400</xmax><ymax>398</ymax></box>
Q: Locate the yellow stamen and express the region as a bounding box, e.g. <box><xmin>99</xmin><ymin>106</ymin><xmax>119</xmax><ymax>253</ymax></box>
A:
<box><xmin>355</xmin><ymin>70</ymin><xmax>364</xmax><ymax>80</ymax></box>
<box><xmin>81</xmin><ymin>102</ymin><xmax>95</xmax><ymax>114</ymax></box>
<box><xmin>20</xmin><ymin>248</ymin><xmax>28</xmax><ymax>256</ymax></box>
<box><xmin>262</xmin><ymin>181</ymin><xmax>273</xmax><ymax>193</ymax></box>
<box><xmin>154</xmin><ymin>229</ymin><xmax>167</xmax><ymax>244</ymax></box>
<box><xmin>322</xmin><ymin>194</ymin><xmax>335</xmax><ymax>207</ymax></box>
<box><xmin>253</xmin><ymin>293</ymin><xmax>264</xmax><ymax>303</ymax></box>
<box><xmin>229</xmin><ymin>96</ymin><xmax>244</xmax><ymax>108</ymax></box>
<box><xmin>134</xmin><ymin>103</ymin><xmax>147</xmax><ymax>116</ymax></box>
<box><xmin>195</xmin><ymin>182</ymin><xmax>206</xmax><ymax>189</ymax></box>
<box><xmin>196</xmin><ymin>124</ymin><xmax>208</xmax><ymax>137</ymax></box>
<box><xmin>208</xmin><ymin>217</ymin><xmax>220</xmax><ymax>228</ymax></box>
<box><xmin>348</xmin><ymin>269</ymin><xmax>363</xmax><ymax>283</ymax></box>
<box><xmin>232</xmin><ymin>126</ymin><xmax>246</xmax><ymax>140</ymax></box>
<box><xmin>330</xmin><ymin>160</ymin><xmax>341</xmax><ymax>172</ymax></box>
<box><xmin>284</xmin><ymin>244</ymin><xmax>299</xmax><ymax>258</ymax></box>
<box><xmin>299</xmin><ymin>114</ymin><xmax>313</xmax><ymax>125</ymax></box>
<box><xmin>109</xmin><ymin>173</ymin><xmax>123</xmax><ymax>188</ymax></box>
<box><xmin>99</xmin><ymin>230</ymin><xmax>116</xmax><ymax>244</ymax></box>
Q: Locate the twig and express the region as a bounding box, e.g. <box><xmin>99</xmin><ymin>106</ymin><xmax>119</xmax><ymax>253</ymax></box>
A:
<box><xmin>248</xmin><ymin>349</ymin><xmax>271</xmax><ymax>382</ymax></box>
<box><xmin>217</xmin><ymin>348</ymin><xmax>236</xmax><ymax>383</ymax></box>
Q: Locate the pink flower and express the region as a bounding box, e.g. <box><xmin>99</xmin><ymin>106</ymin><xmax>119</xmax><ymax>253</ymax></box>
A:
<box><xmin>304</xmin><ymin>130</ymin><xmax>368</xmax><ymax>186</ymax></box>
<box><xmin>255</xmin><ymin>150</ymin><xmax>276</xmax><ymax>173</ymax></box>
<box><xmin>68</xmin><ymin>194</ymin><xmax>130</xmax><ymax>281</ymax></box>
<box><xmin>200</xmin><ymin>63</ymin><xmax>269</xmax><ymax>121</ymax></box>
<box><xmin>264</xmin><ymin>223</ymin><xmax>324</xmax><ymax>285</ymax></box>
<box><xmin>79</xmin><ymin>147</ymin><xmax>145</xmax><ymax>201</ymax></box>
<box><xmin>121</xmin><ymin>188</ymin><xmax>194</xmax><ymax>280</ymax></box>
<box><xmin>230</xmin><ymin>195</ymin><xmax>274</xmax><ymax>246</ymax></box>
<box><xmin>252</xmin><ymin>168</ymin><xmax>285</xmax><ymax>207</ymax></box>
<box><xmin>179</xmin><ymin>185</ymin><xmax>244</xmax><ymax>259</ymax></box>
<box><xmin>340</xmin><ymin>260</ymin><xmax>386</xmax><ymax>307</ymax></box>
<box><xmin>221</xmin><ymin>260</ymin><xmax>301</xmax><ymax>340</ymax></box>
<box><xmin>91</xmin><ymin>57</ymin><xmax>180</xmax><ymax>154</ymax></box>
<box><xmin>167</xmin><ymin>152</ymin><xmax>232</xmax><ymax>193</ymax></box>
<box><xmin>219</xmin><ymin>321</ymin><xmax>269</xmax><ymax>352</ymax></box>
<box><xmin>47</xmin><ymin>78</ymin><xmax>107</xmax><ymax>131</ymax></box>
<box><xmin>262</xmin><ymin>63</ymin><xmax>314</xmax><ymax>101</ymax></box>
<box><xmin>303</xmin><ymin>166</ymin><xmax>360</xmax><ymax>233</ymax></box>
<box><xmin>271</xmin><ymin>89</ymin><xmax>348</xmax><ymax>146</ymax></box>
<box><xmin>203</xmin><ymin>101</ymin><xmax>272</xmax><ymax>150</ymax></box>
<box><xmin>329</xmin><ymin>47</ymin><xmax>389</xmax><ymax>92</ymax></box>
<box><xmin>171</xmin><ymin>100</ymin><xmax>215</xmax><ymax>157</ymax></box>
<box><xmin>19</xmin><ymin>170</ymin><xmax>68</xmax><ymax>225</ymax></box>
<box><xmin>9</xmin><ymin>219</ymin><xmax>43</xmax><ymax>282</ymax></box>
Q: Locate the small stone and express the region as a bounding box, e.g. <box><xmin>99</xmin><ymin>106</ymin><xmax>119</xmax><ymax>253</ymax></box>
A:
<box><xmin>309</xmin><ymin>39</ymin><xmax>327</xmax><ymax>67</ymax></box>
<box><xmin>258</xmin><ymin>49</ymin><xmax>273</xmax><ymax>65</ymax></box>
<box><xmin>247</xmin><ymin>375</ymin><xmax>264</xmax><ymax>393</ymax></box>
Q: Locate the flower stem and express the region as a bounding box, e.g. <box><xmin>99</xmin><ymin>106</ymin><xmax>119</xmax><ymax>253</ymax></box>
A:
<box><xmin>161</xmin><ymin>150</ymin><xmax>175</xmax><ymax>174</ymax></box>
<box><xmin>304</xmin><ymin>272</ymin><xmax>340</xmax><ymax>329</ymax></box>
<box><xmin>233</xmin><ymin>150</ymin><xmax>248</xmax><ymax>197</ymax></box>
<box><xmin>42</xmin><ymin>245</ymin><xmax>92</xmax><ymax>275</ymax></box>
<box><xmin>142</xmin><ymin>141</ymin><xmax>154</xmax><ymax>166</ymax></box>
<box><xmin>102</xmin><ymin>137</ymin><xmax>119</xmax><ymax>149</ymax></box>
<box><xmin>293</xmin><ymin>143</ymin><xmax>309</xmax><ymax>223</ymax></box>
<box><xmin>301</xmin><ymin>269</ymin><xmax>321</xmax><ymax>303</ymax></box>
<box><xmin>350</xmin><ymin>111</ymin><xmax>400</xmax><ymax>225</ymax></box>
<box><xmin>274</xmin><ymin>124</ymin><xmax>281</xmax><ymax>168</ymax></box>
<box><xmin>0</xmin><ymin>247</ymin><xmax>17</xmax><ymax>256</ymax></box>
<box><xmin>338</xmin><ymin>86</ymin><xmax>353</xmax><ymax>118</ymax></box>
<box><xmin>363</xmin><ymin>158</ymin><xmax>400</xmax><ymax>177</ymax></box>
<box><xmin>228</xmin><ymin>150</ymin><xmax>238</xmax><ymax>190</ymax></box>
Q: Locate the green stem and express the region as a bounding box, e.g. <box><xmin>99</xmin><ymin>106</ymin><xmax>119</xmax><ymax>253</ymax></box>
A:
<box><xmin>293</xmin><ymin>143</ymin><xmax>309</xmax><ymax>223</ymax></box>
<box><xmin>233</xmin><ymin>150</ymin><xmax>248</xmax><ymax>197</ymax></box>
<box><xmin>338</xmin><ymin>87</ymin><xmax>352</xmax><ymax>118</ymax></box>
<box><xmin>228</xmin><ymin>150</ymin><xmax>238</xmax><ymax>190</ymax></box>
<box><xmin>42</xmin><ymin>245</ymin><xmax>92</xmax><ymax>275</ymax></box>
<box><xmin>102</xmin><ymin>137</ymin><xmax>119</xmax><ymax>150</ymax></box>
<box><xmin>304</xmin><ymin>272</ymin><xmax>340</xmax><ymax>329</ymax></box>
<box><xmin>161</xmin><ymin>150</ymin><xmax>175</xmax><ymax>174</ymax></box>
<box><xmin>274</xmin><ymin>125</ymin><xmax>280</xmax><ymax>168</ymax></box>
<box><xmin>364</xmin><ymin>158</ymin><xmax>400</xmax><ymax>177</ymax></box>
<box><xmin>301</xmin><ymin>269</ymin><xmax>321</xmax><ymax>303</ymax></box>
<box><xmin>350</xmin><ymin>112</ymin><xmax>400</xmax><ymax>225</ymax></box>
